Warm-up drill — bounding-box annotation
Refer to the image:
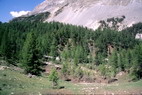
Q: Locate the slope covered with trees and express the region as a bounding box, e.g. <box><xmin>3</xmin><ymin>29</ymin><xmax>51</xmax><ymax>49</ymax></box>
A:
<box><xmin>0</xmin><ymin>21</ymin><xmax>142</xmax><ymax>80</ymax></box>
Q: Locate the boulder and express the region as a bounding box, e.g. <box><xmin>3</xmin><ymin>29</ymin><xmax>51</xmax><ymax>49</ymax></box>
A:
<box><xmin>108</xmin><ymin>78</ymin><xmax>118</xmax><ymax>84</ymax></box>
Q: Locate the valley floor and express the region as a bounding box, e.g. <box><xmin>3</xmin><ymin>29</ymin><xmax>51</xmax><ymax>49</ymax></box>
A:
<box><xmin>0</xmin><ymin>65</ymin><xmax>142</xmax><ymax>95</ymax></box>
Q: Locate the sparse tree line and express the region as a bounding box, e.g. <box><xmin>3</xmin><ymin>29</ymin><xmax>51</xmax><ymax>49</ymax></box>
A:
<box><xmin>0</xmin><ymin>21</ymin><xmax>142</xmax><ymax>81</ymax></box>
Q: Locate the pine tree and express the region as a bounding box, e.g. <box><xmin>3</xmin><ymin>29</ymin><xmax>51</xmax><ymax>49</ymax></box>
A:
<box><xmin>117</xmin><ymin>53</ymin><xmax>124</xmax><ymax>72</ymax></box>
<box><xmin>109</xmin><ymin>50</ymin><xmax>118</xmax><ymax>75</ymax></box>
<box><xmin>0</xmin><ymin>31</ymin><xmax>8</xmax><ymax>60</ymax></box>
<box><xmin>109</xmin><ymin>50</ymin><xmax>118</xmax><ymax>69</ymax></box>
<box><xmin>131</xmin><ymin>44</ymin><xmax>142</xmax><ymax>80</ymax></box>
<box><xmin>50</xmin><ymin>38</ymin><xmax>58</xmax><ymax>58</ymax></box>
<box><xmin>123</xmin><ymin>50</ymin><xmax>132</xmax><ymax>70</ymax></box>
<box><xmin>49</xmin><ymin>68</ymin><xmax>59</xmax><ymax>87</ymax></box>
<box><xmin>21</xmin><ymin>32</ymin><xmax>43</xmax><ymax>76</ymax></box>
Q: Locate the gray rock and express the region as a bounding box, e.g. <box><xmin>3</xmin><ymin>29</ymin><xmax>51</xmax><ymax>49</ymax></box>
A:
<box><xmin>29</xmin><ymin>0</ymin><xmax>142</xmax><ymax>30</ymax></box>
<box><xmin>27</xmin><ymin>73</ymin><xmax>36</xmax><ymax>78</ymax></box>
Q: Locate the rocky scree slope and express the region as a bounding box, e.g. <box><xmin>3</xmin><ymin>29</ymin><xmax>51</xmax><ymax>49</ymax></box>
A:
<box><xmin>29</xmin><ymin>0</ymin><xmax>142</xmax><ymax>30</ymax></box>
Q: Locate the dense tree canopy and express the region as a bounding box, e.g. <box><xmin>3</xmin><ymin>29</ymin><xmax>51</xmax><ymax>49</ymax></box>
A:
<box><xmin>0</xmin><ymin>21</ymin><xmax>142</xmax><ymax>79</ymax></box>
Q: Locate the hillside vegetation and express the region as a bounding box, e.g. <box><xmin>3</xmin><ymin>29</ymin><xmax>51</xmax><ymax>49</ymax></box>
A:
<box><xmin>0</xmin><ymin>65</ymin><xmax>142</xmax><ymax>95</ymax></box>
<box><xmin>0</xmin><ymin>20</ymin><xmax>142</xmax><ymax>94</ymax></box>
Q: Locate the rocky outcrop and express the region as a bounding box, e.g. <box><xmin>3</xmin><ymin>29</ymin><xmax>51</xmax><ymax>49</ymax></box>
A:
<box><xmin>29</xmin><ymin>0</ymin><xmax>142</xmax><ymax>30</ymax></box>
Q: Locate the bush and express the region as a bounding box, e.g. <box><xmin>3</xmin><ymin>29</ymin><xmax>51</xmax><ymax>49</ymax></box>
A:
<box><xmin>48</xmin><ymin>68</ymin><xmax>59</xmax><ymax>87</ymax></box>
<box><xmin>74</xmin><ymin>66</ymin><xmax>84</xmax><ymax>79</ymax></box>
<box><xmin>98</xmin><ymin>64</ymin><xmax>107</xmax><ymax>76</ymax></box>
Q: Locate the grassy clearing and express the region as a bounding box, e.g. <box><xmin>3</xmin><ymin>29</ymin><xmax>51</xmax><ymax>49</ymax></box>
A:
<box><xmin>103</xmin><ymin>80</ymin><xmax>142</xmax><ymax>91</ymax></box>
<box><xmin>0</xmin><ymin>66</ymin><xmax>142</xmax><ymax>95</ymax></box>
<box><xmin>0</xmin><ymin>67</ymin><xmax>80</xmax><ymax>95</ymax></box>
<box><xmin>0</xmin><ymin>69</ymin><xmax>48</xmax><ymax>94</ymax></box>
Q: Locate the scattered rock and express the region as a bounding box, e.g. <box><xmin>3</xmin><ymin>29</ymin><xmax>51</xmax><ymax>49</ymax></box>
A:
<box><xmin>11</xmin><ymin>92</ymin><xmax>14</xmax><ymax>95</ymax></box>
<box><xmin>38</xmin><ymin>92</ymin><xmax>42</xmax><ymax>95</ymax></box>
<box><xmin>13</xmin><ymin>66</ymin><xmax>23</xmax><ymax>71</ymax></box>
<box><xmin>111</xmin><ymin>93</ymin><xmax>114</xmax><ymax>95</ymax></box>
<box><xmin>116</xmin><ymin>71</ymin><xmax>125</xmax><ymax>77</ymax></box>
<box><xmin>64</xmin><ymin>78</ymin><xmax>71</xmax><ymax>81</ymax></box>
<box><xmin>108</xmin><ymin>78</ymin><xmax>118</xmax><ymax>84</ymax></box>
<box><xmin>27</xmin><ymin>73</ymin><xmax>36</xmax><ymax>78</ymax></box>
<box><xmin>56</xmin><ymin>57</ymin><xmax>60</xmax><ymax>61</ymax></box>
<box><xmin>0</xmin><ymin>66</ymin><xmax>9</xmax><ymax>70</ymax></box>
<box><xmin>96</xmin><ymin>80</ymin><xmax>101</xmax><ymax>83</ymax></box>
<box><xmin>96</xmin><ymin>87</ymin><xmax>99</xmax><ymax>89</ymax></box>
<box><xmin>59</xmin><ymin>86</ymin><xmax>65</xmax><ymax>89</ymax></box>
<box><xmin>55</xmin><ymin>65</ymin><xmax>61</xmax><ymax>70</ymax></box>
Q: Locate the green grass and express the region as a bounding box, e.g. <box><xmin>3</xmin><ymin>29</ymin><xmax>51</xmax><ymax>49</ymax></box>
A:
<box><xmin>104</xmin><ymin>80</ymin><xmax>142</xmax><ymax>91</ymax></box>
<box><xmin>0</xmin><ymin>67</ymin><xmax>81</xmax><ymax>95</ymax></box>
<box><xmin>0</xmin><ymin>66</ymin><xmax>142</xmax><ymax>95</ymax></box>
<box><xmin>0</xmin><ymin>69</ymin><xmax>47</xmax><ymax>94</ymax></box>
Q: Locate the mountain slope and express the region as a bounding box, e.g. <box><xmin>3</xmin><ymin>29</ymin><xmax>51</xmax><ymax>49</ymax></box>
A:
<box><xmin>11</xmin><ymin>12</ymin><xmax>50</xmax><ymax>22</ymax></box>
<box><xmin>29</xmin><ymin>0</ymin><xmax>142</xmax><ymax>30</ymax></box>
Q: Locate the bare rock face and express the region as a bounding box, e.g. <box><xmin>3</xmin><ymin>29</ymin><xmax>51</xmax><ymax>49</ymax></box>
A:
<box><xmin>30</xmin><ymin>0</ymin><xmax>142</xmax><ymax>30</ymax></box>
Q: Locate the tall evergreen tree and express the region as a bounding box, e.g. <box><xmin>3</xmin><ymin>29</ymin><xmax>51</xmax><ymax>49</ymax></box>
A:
<box><xmin>117</xmin><ymin>53</ymin><xmax>124</xmax><ymax>72</ymax></box>
<box><xmin>131</xmin><ymin>44</ymin><xmax>142</xmax><ymax>79</ymax></box>
<box><xmin>0</xmin><ymin>31</ymin><xmax>8</xmax><ymax>59</ymax></box>
<box><xmin>21</xmin><ymin>32</ymin><xmax>43</xmax><ymax>75</ymax></box>
<box><xmin>109</xmin><ymin>50</ymin><xmax>118</xmax><ymax>75</ymax></box>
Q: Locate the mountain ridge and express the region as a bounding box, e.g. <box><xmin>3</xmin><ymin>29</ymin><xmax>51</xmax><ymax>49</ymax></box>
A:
<box><xmin>29</xmin><ymin>0</ymin><xmax>142</xmax><ymax>30</ymax></box>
